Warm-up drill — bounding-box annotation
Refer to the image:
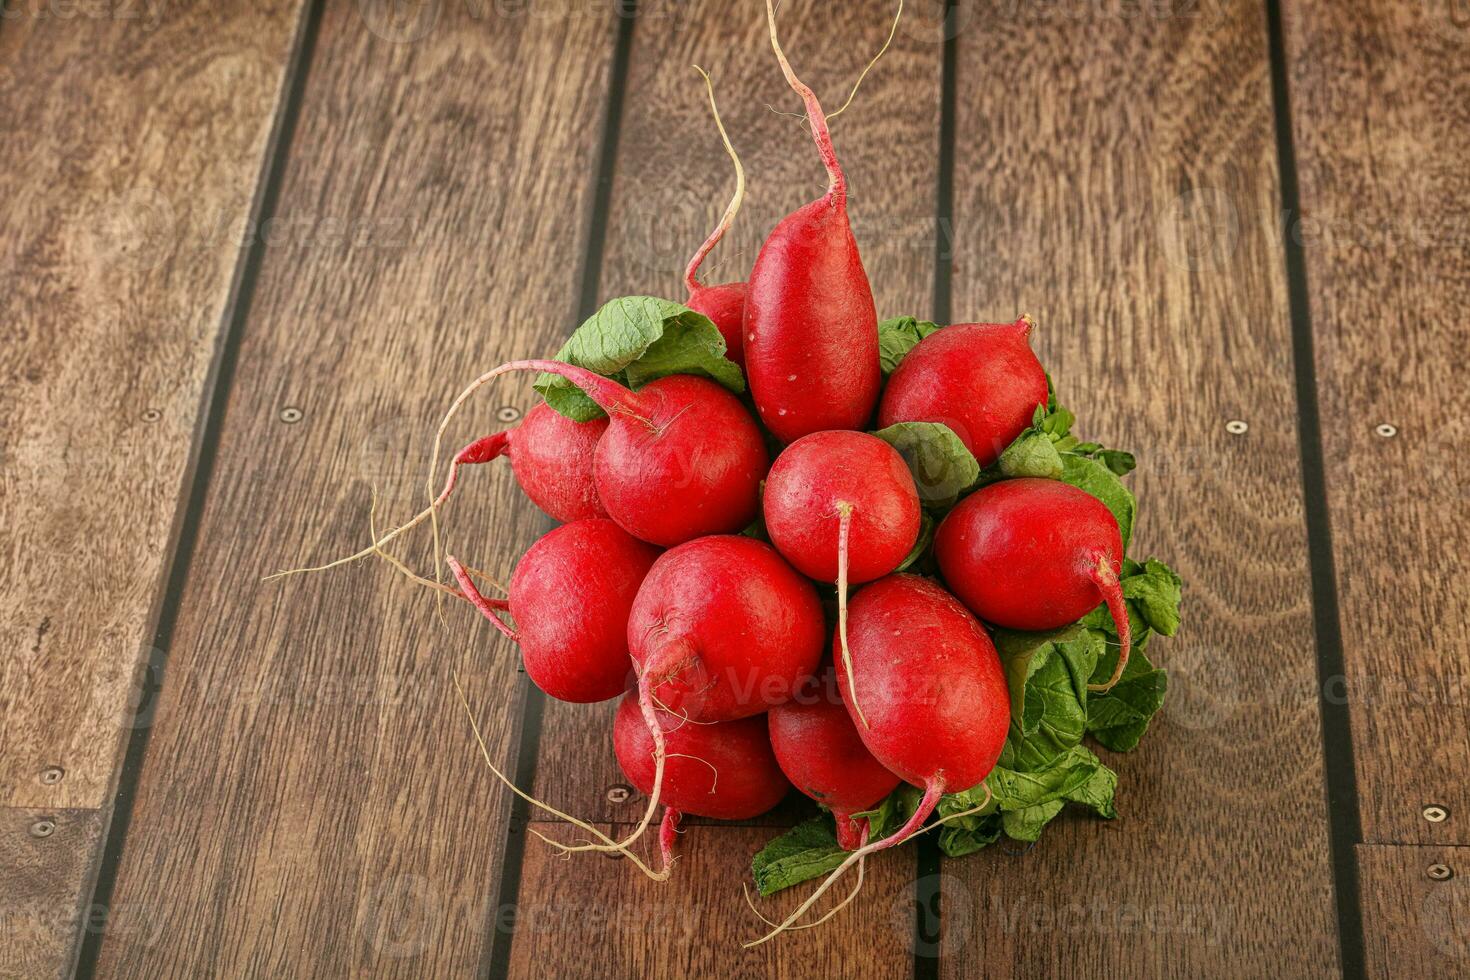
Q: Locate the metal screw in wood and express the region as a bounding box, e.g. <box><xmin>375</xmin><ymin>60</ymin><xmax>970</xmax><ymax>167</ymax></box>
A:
<box><xmin>30</xmin><ymin>819</ymin><xmax>56</xmax><ymax>839</ymax></box>
<box><xmin>1225</xmin><ymin>419</ymin><xmax>1248</xmax><ymax>435</ymax></box>
<box><xmin>1427</xmin><ymin>863</ymin><xmax>1453</xmax><ymax>881</ymax></box>
<box><xmin>606</xmin><ymin>785</ymin><xmax>632</xmax><ymax>804</ymax></box>
<box><xmin>39</xmin><ymin>766</ymin><xmax>65</xmax><ymax>785</ymax></box>
<box><xmin>279</xmin><ymin>407</ymin><xmax>304</xmax><ymax>424</ymax></box>
<box><xmin>141</xmin><ymin>409</ymin><xmax>162</xmax><ymax>423</ymax></box>
<box><xmin>497</xmin><ymin>406</ymin><xmax>521</xmax><ymax>423</ymax></box>
<box><xmin>1375</xmin><ymin>423</ymin><xmax>1397</xmax><ymax>438</ymax></box>
<box><xmin>1423</xmin><ymin>804</ymin><xmax>1449</xmax><ymax>823</ymax></box>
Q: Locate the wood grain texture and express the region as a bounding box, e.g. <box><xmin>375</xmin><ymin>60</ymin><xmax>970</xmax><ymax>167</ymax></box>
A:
<box><xmin>1286</xmin><ymin>0</ymin><xmax>1470</xmax><ymax>845</ymax></box>
<box><xmin>0</xmin><ymin>808</ymin><xmax>104</xmax><ymax>980</ymax></box>
<box><xmin>531</xmin><ymin>0</ymin><xmax>945</xmax><ymax>826</ymax></box>
<box><xmin>93</xmin><ymin>2</ymin><xmax>618</xmax><ymax>975</ymax></box>
<box><xmin>940</xmin><ymin>1</ymin><xmax>1339</xmax><ymax>975</ymax></box>
<box><xmin>0</xmin><ymin>0</ymin><xmax>304</xmax><ymax>811</ymax></box>
<box><xmin>510</xmin><ymin>825</ymin><xmax>914</xmax><ymax>980</ymax></box>
<box><xmin>1357</xmin><ymin>844</ymin><xmax>1470</xmax><ymax>976</ymax></box>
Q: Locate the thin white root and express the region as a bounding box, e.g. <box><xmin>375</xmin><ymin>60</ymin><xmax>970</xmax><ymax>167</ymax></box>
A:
<box><xmin>451</xmin><ymin>671</ymin><xmax>669</xmax><ymax>881</ymax></box>
<box><xmin>828</xmin><ymin>0</ymin><xmax>903</xmax><ymax>122</ymax></box>
<box><xmin>835</xmin><ymin>502</ymin><xmax>868</xmax><ymax>729</ymax></box>
<box><xmin>684</xmin><ymin>66</ymin><xmax>746</xmax><ymax>290</ymax></box>
<box><xmin>741</xmin><ymin>827</ymin><xmax>870</xmax><ymax>931</ymax></box>
<box><xmin>742</xmin><ymin>784</ymin><xmax>992</xmax><ymax>947</ymax></box>
<box><xmin>367</xmin><ymin>489</ymin><xmax>503</xmax><ymax>599</ymax></box>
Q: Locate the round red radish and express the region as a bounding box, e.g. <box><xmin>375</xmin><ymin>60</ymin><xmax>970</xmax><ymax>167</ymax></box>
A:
<box><xmin>445</xmin><ymin>519</ymin><xmax>658</xmax><ymax>703</ymax></box>
<box><xmin>877</xmin><ymin>317</ymin><xmax>1048</xmax><ymax>465</ymax></box>
<box><xmin>935</xmin><ymin>477</ymin><xmax>1132</xmax><ymax>689</ymax></box>
<box><xmin>763</xmin><ymin>431</ymin><xmax>920</xmax><ymax>583</ymax></box>
<box><xmin>613</xmin><ymin>692</ymin><xmax>790</xmax><ymax>821</ymax></box>
<box><xmin>743</xmin><ymin>1</ymin><xmax>880</xmax><ymax>443</ymax></box>
<box><xmin>480</xmin><ymin>401</ymin><xmax>608</xmax><ymax>523</ymax></box>
<box><xmin>769</xmin><ymin>668</ymin><xmax>901</xmax><ymax>850</ymax></box>
<box><xmin>839</xmin><ymin>574</ymin><xmax>1011</xmax><ymax>798</ymax></box>
<box><xmin>628</xmin><ymin>535</ymin><xmax>824</xmax><ymax>722</ymax></box>
<box><xmin>442</xmin><ymin>360</ymin><xmax>768</xmax><ymax>547</ymax></box>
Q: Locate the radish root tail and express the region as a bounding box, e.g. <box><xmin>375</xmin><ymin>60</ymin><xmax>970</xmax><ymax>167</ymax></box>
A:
<box><xmin>451</xmin><ymin>671</ymin><xmax>669</xmax><ymax>881</ymax></box>
<box><xmin>265</xmin><ymin>432</ymin><xmax>511</xmax><ymax>583</ymax></box>
<box><xmin>834</xmin><ymin>502</ymin><xmax>867</xmax><ymax>729</ymax></box>
<box><xmin>765</xmin><ymin>0</ymin><xmax>845</xmax><ymax>204</ymax></box>
<box><xmin>446</xmin><ymin>555</ymin><xmax>518</xmax><ymax>643</ymax></box>
<box><xmin>828</xmin><ymin>0</ymin><xmax>903</xmax><ymax>123</ymax></box>
<box><xmin>1087</xmin><ymin>557</ymin><xmax>1132</xmax><ymax>693</ymax></box>
<box><xmin>659</xmin><ymin>807</ymin><xmax>682</xmax><ymax>871</ymax></box>
<box><xmin>743</xmin><ymin>824</ymin><xmax>870</xmax><ymax>932</ymax></box>
<box><xmin>742</xmin><ymin>780</ymin><xmax>996</xmax><ymax>946</ymax></box>
<box><xmin>684</xmin><ymin>66</ymin><xmax>746</xmax><ymax>292</ymax></box>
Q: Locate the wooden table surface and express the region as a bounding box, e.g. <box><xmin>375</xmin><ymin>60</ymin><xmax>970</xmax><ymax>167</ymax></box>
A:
<box><xmin>3</xmin><ymin>1</ymin><xmax>1467</xmax><ymax>977</ymax></box>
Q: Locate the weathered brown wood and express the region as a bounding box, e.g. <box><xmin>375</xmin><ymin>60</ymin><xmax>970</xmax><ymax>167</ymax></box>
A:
<box><xmin>0</xmin><ymin>808</ymin><xmax>104</xmax><ymax>980</ymax></box>
<box><xmin>530</xmin><ymin>0</ymin><xmax>944</xmax><ymax>827</ymax></box>
<box><xmin>510</xmin><ymin>824</ymin><xmax>914</xmax><ymax>979</ymax></box>
<box><xmin>1286</xmin><ymin>0</ymin><xmax>1470</xmax><ymax>845</ymax></box>
<box><xmin>939</xmin><ymin>2</ymin><xmax>1339</xmax><ymax>975</ymax></box>
<box><xmin>1357</xmin><ymin>844</ymin><xmax>1470</xmax><ymax>975</ymax></box>
<box><xmin>92</xmin><ymin>2</ymin><xmax>618</xmax><ymax>975</ymax></box>
<box><xmin>0</xmin><ymin>3</ymin><xmax>307</xmax><ymax>975</ymax></box>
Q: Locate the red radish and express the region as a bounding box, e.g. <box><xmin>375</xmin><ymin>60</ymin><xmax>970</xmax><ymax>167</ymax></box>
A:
<box><xmin>935</xmin><ymin>478</ymin><xmax>1132</xmax><ymax>690</ymax></box>
<box><xmin>628</xmin><ymin>535</ymin><xmax>825</xmax><ymax>723</ymax></box>
<box><xmin>684</xmin><ymin>66</ymin><xmax>747</xmax><ymax>368</ymax></box>
<box><xmin>445</xmin><ymin>519</ymin><xmax>658</xmax><ymax>703</ymax></box>
<box><xmin>768</xmin><ymin>668</ymin><xmax>900</xmax><ymax>850</ymax></box>
<box><xmin>429</xmin><ymin>360</ymin><xmax>768</xmax><ymax>549</ymax></box>
<box><xmin>877</xmin><ymin>317</ymin><xmax>1049</xmax><ymax>465</ymax></box>
<box><xmin>742</xmin><ymin>0</ymin><xmax>881</xmax><ymax>443</ymax></box>
<box><xmin>267</xmin><ymin>401</ymin><xmax>605</xmax><ymax>580</ymax></box>
<box><xmin>614</xmin><ymin>692</ymin><xmax>790</xmax><ymax>866</ymax></box>
<box><xmin>749</xmin><ymin>573</ymin><xmax>1009</xmax><ymax>944</ymax></box>
<box><xmin>762</xmin><ymin>430</ymin><xmax>920</xmax><ymax>724</ymax></box>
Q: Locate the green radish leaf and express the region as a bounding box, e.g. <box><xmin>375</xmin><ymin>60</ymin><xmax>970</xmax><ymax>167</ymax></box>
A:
<box><xmin>871</xmin><ymin>421</ymin><xmax>980</xmax><ymax>511</ymax></box>
<box><xmin>1086</xmin><ymin>643</ymin><xmax>1168</xmax><ymax>752</ymax></box>
<box><xmin>998</xmin><ymin>429</ymin><xmax>1065</xmax><ymax>480</ymax></box>
<box><xmin>993</xmin><ymin>627</ymin><xmax>1104</xmax><ymax>772</ymax></box>
<box><xmin>877</xmin><ymin>315</ymin><xmax>942</xmax><ymax>375</ymax></box>
<box><xmin>855</xmin><ymin>783</ymin><xmax>925</xmax><ymax>840</ymax></box>
<box><xmin>937</xmin><ymin>815</ymin><xmax>1003</xmax><ymax>857</ymax></box>
<box><xmin>750</xmin><ymin>818</ymin><xmax>846</xmax><ymax>897</ymax></box>
<box><xmin>1122</xmin><ymin>558</ymin><xmax>1183</xmax><ymax>636</ymax></box>
<box><xmin>1002</xmin><ymin>800</ymin><xmax>1066</xmax><ymax>842</ymax></box>
<box><xmin>535</xmin><ymin>295</ymin><xmax>745</xmax><ymax>421</ymax></box>
<box><xmin>1059</xmin><ymin>452</ymin><xmax>1136</xmax><ymax>550</ymax></box>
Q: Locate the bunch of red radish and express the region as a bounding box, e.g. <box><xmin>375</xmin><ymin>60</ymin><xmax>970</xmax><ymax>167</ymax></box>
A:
<box><xmin>279</xmin><ymin>2</ymin><xmax>1173</xmax><ymax>944</ymax></box>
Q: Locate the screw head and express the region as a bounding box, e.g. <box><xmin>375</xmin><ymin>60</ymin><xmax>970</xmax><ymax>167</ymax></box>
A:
<box><xmin>606</xmin><ymin>784</ymin><xmax>633</xmax><ymax>804</ymax></box>
<box><xmin>39</xmin><ymin>766</ymin><xmax>65</xmax><ymax>785</ymax></box>
<box><xmin>1225</xmin><ymin>419</ymin><xmax>1249</xmax><ymax>435</ymax></box>
<box><xmin>496</xmin><ymin>406</ymin><xmax>522</xmax><ymax>423</ymax></box>
<box><xmin>279</xmin><ymin>407</ymin><xmax>303</xmax><ymax>424</ymax></box>
<box><xmin>141</xmin><ymin>409</ymin><xmax>162</xmax><ymax>423</ymax></box>
<box><xmin>1428</xmin><ymin>863</ymin><xmax>1454</xmax><ymax>881</ymax></box>
<box><xmin>1375</xmin><ymin>423</ymin><xmax>1398</xmax><ymax>438</ymax></box>
<box><xmin>1424</xmin><ymin>804</ymin><xmax>1449</xmax><ymax>823</ymax></box>
<box><xmin>29</xmin><ymin>819</ymin><xmax>56</xmax><ymax>839</ymax></box>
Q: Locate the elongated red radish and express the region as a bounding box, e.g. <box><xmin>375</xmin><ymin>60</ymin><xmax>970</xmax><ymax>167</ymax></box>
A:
<box><xmin>747</xmin><ymin>573</ymin><xmax>1008</xmax><ymax>943</ymax></box>
<box><xmin>768</xmin><ymin>668</ymin><xmax>900</xmax><ymax>850</ymax></box>
<box><xmin>429</xmin><ymin>360</ymin><xmax>767</xmax><ymax>553</ymax></box>
<box><xmin>877</xmin><ymin>316</ymin><xmax>1049</xmax><ymax>466</ymax></box>
<box><xmin>684</xmin><ymin>66</ymin><xmax>748</xmax><ymax>369</ymax></box>
<box><xmin>445</xmin><ymin>519</ymin><xmax>658</xmax><ymax>703</ymax></box>
<box><xmin>629</xmin><ymin>535</ymin><xmax>826</xmax><ymax>722</ymax></box>
<box><xmin>614</xmin><ymin>692</ymin><xmax>790</xmax><ymax>867</ymax></box>
<box><xmin>742</xmin><ymin>0</ymin><xmax>881</xmax><ymax>443</ymax></box>
<box><xmin>935</xmin><ymin>478</ymin><xmax>1132</xmax><ymax>690</ymax></box>
<box><xmin>762</xmin><ymin>430</ymin><xmax>920</xmax><ymax>725</ymax></box>
<box><xmin>266</xmin><ymin>402</ymin><xmax>605</xmax><ymax>582</ymax></box>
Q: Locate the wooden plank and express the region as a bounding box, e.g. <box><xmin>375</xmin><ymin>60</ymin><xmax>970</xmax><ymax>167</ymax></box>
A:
<box><xmin>0</xmin><ymin>808</ymin><xmax>105</xmax><ymax>980</ymax></box>
<box><xmin>510</xmin><ymin>825</ymin><xmax>914</xmax><ymax>979</ymax></box>
<box><xmin>92</xmin><ymin>2</ymin><xmax>618</xmax><ymax>975</ymax></box>
<box><xmin>530</xmin><ymin>0</ymin><xmax>945</xmax><ymax>826</ymax></box>
<box><xmin>0</xmin><ymin>3</ymin><xmax>307</xmax><ymax>975</ymax></box>
<box><xmin>1286</xmin><ymin>0</ymin><xmax>1470</xmax><ymax>845</ymax></box>
<box><xmin>939</xmin><ymin>2</ymin><xmax>1340</xmax><ymax>975</ymax></box>
<box><xmin>1357</xmin><ymin>845</ymin><xmax>1470</xmax><ymax>975</ymax></box>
